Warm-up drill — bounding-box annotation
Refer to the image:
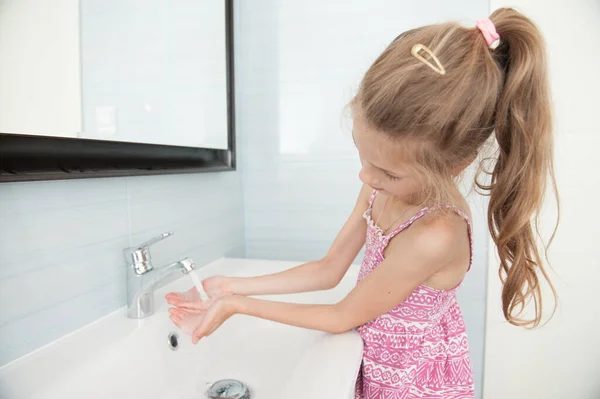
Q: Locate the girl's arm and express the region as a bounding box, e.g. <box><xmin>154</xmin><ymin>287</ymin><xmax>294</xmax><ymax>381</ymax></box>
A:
<box><xmin>166</xmin><ymin>185</ymin><xmax>370</xmax><ymax>308</ymax></box>
<box><xmin>190</xmin><ymin>216</ymin><xmax>462</xmax><ymax>343</ymax></box>
<box><xmin>226</xmin><ymin>184</ymin><xmax>372</xmax><ymax>296</ymax></box>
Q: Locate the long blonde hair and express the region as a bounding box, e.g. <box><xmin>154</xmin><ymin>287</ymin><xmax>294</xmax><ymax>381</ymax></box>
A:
<box><xmin>353</xmin><ymin>8</ymin><xmax>558</xmax><ymax>327</ymax></box>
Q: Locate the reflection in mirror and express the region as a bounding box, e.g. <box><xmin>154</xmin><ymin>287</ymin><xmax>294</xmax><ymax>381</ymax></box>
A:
<box><xmin>0</xmin><ymin>0</ymin><xmax>229</xmax><ymax>150</ymax></box>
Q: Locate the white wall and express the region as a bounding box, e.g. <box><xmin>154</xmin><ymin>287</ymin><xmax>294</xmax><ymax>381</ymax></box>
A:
<box><xmin>0</xmin><ymin>0</ymin><xmax>81</xmax><ymax>136</ymax></box>
<box><xmin>0</xmin><ymin>167</ymin><xmax>244</xmax><ymax>366</ymax></box>
<box><xmin>484</xmin><ymin>1</ymin><xmax>600</xmax><ymax>398</ymax></box>
<box><xmin>236</xmin><ymin>1</ymin><xmax>490</xmax><ymax>397</ymax></box>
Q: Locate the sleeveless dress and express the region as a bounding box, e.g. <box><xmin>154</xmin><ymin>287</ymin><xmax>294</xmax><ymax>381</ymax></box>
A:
<box><xmin>355</xmin><ymin>190</ymin><xmax>475</xmax><ymax>399</ymax></box>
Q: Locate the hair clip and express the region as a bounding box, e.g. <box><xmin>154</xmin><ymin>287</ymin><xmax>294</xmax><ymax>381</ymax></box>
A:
<box><xmin>411</xmin><ymin>44</ymin><xmax>446</xmax><ymax>75</ymax></box>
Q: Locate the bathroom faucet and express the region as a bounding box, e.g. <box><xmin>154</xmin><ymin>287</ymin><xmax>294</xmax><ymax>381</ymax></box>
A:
<box><xmin>124</xmin><ymin>232</ymin><xmax>195</xmax><ymax>319</ymax></box>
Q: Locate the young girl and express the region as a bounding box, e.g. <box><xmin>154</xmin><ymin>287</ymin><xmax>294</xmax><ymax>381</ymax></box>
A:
<box><xmin>166</xmin><ymin>8</ymin><xmax>557</xmax><ymax>398</ymax></box>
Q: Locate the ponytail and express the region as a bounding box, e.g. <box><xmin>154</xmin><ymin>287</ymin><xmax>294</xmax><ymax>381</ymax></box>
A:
<box><xmin>482</xmin><ymin>8</ymin><xmax>559</xmax><ymax>327</ymax></box>
<box><xmin>352</xmin><ymin>6</ymin><xmax>559</xmax><ymax>327</ymax></box>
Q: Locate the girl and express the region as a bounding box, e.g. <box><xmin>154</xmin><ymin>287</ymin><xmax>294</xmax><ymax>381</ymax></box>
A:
<box><xmin>166</xmin><ymin>8</ymin><xmax>557</xmax><ymax>398</ymax></box>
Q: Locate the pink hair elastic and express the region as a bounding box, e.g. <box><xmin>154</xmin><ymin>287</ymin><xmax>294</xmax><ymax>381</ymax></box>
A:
<box><xmin>476</xmin><ymin>18</ymin><xmax>500</xmax><ymax>49</ymax></box>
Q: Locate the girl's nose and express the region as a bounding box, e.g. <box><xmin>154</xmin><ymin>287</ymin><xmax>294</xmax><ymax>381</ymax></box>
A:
<box><xmin>359</xmin><ymin>167</ymin><xmax>380</xmax><ymax>187</ymax></box>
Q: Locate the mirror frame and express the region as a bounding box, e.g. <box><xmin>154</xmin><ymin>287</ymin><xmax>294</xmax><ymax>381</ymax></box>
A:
<box><xmin>0</xmin><ymin>0</ymin><xmax>235</xmax><ymax>183</ymax></box>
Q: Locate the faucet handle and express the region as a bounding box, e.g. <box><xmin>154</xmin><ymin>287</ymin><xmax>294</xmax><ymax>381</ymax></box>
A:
<box><xmin>135</xmin><ymin>231</ymin><xmax>173</xmax><ymax>250</ymax></box>
<box><xmin>125</xmin><ymin>231</ymin><xmax>173</xmax><ymax>275</ymax></box>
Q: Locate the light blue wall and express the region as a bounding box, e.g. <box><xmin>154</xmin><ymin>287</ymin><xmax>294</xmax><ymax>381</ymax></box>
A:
<box><xmin>236</xmin><ymin>1</ymin><xmax>489</xmax><ymax>397</ymax></box>
<box><xmin>0</xmin><ymin>172</ymin><xmax>245</xmax><ymax>365</ymax></box>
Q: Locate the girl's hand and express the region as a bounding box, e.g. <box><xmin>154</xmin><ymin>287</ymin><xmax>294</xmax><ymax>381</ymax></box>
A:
<box><xmin>168</xmin><ymin>296</ymin><xmax>238</xmax><ymax>343</ymax></box>
<box><xmin>165</xmin><ymin>275</ymin><xmax>233</xmax><ymax>310</ymax></box>
<box><xmin>202</xmin><ymin>275</ymin><xmax>234</xmax><ymax>299</ymax></box>
<box><xmin>168</xmin><ymin>306</ymin><xmax>208</xmax><ymax>335</ymax></box>
<box><xmin>191</xmin><ymin>297</ymin><xmax>238</xmax><ymax>344</ymax></box>
<box><xmin>165</xmin><ymin>287</ymin><xmax>201</xmax><ymax>304</ymax></box>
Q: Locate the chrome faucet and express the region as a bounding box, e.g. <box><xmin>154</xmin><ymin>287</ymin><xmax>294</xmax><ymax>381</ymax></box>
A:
<box><xmin>124</xmin><ymin>232</ymin><xmax>196</xmax><ymax>319</ymax></box>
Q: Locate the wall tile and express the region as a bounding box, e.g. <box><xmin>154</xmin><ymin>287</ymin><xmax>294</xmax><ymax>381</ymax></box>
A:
<box><xmin>0</xmin><ymin>170</ymin><xmax>244</xmax><ymax>366</ymax></box>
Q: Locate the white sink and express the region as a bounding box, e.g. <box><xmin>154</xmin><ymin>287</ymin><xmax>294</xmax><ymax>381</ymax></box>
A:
<box><xmin>0</xmin><ymin>258</ymin><xmax>363</xmax><ymax>399</ymax></box>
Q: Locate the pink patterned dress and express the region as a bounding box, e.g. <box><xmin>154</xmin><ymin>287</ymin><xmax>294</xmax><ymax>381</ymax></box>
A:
<box><xmin>355</xmin><ymin>190</ymin><xmax>475</xmax><ymax>399</ymax></box>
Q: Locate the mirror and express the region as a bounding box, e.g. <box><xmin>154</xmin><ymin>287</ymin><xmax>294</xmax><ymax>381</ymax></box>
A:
<box><xmin>0</xmin><ymin>0</ymin><xmax>235</xmax><ymax>181</ymax></box>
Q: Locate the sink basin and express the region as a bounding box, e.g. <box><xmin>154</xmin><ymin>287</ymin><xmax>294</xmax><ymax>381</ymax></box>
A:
<box><xmin>0</xmin><ymin>259</ymin><xmax>363</xmax><ymax>399</ymax></box>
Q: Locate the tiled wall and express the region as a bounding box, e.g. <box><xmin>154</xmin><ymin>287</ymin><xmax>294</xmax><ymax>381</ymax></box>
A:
<box><xmin>236</xmin><ymin>1</ymin><xmax>489</xmax><ymax>397</ymax></box>
<box><xmin>0</xmin><ymin>172</ymin><xmax>245</xmax><ymax>365</ymax></box>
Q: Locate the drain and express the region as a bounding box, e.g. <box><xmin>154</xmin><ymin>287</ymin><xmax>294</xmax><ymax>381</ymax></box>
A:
<box><xmin>167</xmin><ymin>332</ymin><xmax>179</xmax><ymax>350</ymax></box>
<box><xmin>206</xmin><ymin>379</ymin><xmax>250</xmax><ymax>399</ymax></box>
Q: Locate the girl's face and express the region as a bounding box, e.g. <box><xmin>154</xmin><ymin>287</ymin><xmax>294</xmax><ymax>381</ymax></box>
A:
<box><xmin>352</xmin><ymin>113</ymin><xmax>422</xmax><ymax>201</ymax></box>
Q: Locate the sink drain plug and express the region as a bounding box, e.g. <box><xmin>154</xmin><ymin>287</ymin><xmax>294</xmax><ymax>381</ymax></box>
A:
<box><xmin>206</xmin><ymin>379</ymin><xmax>250</xmax><ymax>399</ymax></box>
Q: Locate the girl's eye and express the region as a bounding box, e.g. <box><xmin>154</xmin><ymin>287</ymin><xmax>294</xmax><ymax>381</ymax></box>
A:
<box><xmin>384</xmin><ymin>171</ymin><xmax>400</xmax><ymax>181</ymax></box>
